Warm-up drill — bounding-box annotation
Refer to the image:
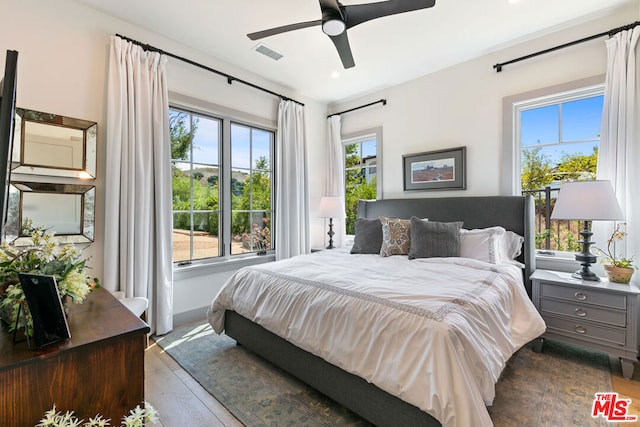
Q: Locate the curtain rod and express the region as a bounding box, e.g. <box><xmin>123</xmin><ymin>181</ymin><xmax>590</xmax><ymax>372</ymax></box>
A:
<box><xmin>327</xmin><ymin>99</ymin><xmax>387</xmax><ymax>118</ymax></box>
<box><xmin>115</xmin><ymin>34</ymin><xmax>304</xmax><ymax>106</ymax></box>
<box><xmin>493</xmin><ymin>20</ymin><xmax>640</xmax><ymax>72</ymax></box>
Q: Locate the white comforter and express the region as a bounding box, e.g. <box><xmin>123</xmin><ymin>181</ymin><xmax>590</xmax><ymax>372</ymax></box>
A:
<box><xmin>207</xmin><ymin>249</ymin><xmax>546</xmax><ymax>426</ymax></box>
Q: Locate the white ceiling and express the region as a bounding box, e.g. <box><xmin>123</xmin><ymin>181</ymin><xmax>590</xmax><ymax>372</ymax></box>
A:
<box><xmin>71</xmin><ymin>0</ymin><xmax>637</xmax><ymax>104</ymax></box>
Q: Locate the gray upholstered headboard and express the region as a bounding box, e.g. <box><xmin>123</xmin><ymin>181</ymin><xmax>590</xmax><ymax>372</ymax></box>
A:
<box><xmin>357</xmin><ymin>196</ymin><xmax>536</xmax><ymax>296</ymax></box>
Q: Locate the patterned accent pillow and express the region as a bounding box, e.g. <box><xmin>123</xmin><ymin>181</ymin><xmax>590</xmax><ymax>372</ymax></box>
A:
<box><xmin>379</xmin><ymin>217</ymin><xmax>411</xmax><ymax>256</ymax></box>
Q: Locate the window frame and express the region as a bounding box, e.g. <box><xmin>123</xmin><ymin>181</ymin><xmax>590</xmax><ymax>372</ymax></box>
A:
<box><xmin>341</xmin><ymin>127</ymin><xmax>383</xmax><ymax>235</ymax></box>
<box><xmin>501</xmin><ymin>76</ymin><xmax>604</xmax><ymax>196</ymax></box>
<box><xmin>502</xmin><ymin>77</ymin><xmax>605</xmax><ymax>263</ymax></box>
<box><xmin>169</xmin><ymin>94</ymin><xmax>277</xmax><ymax>269</ymax></box>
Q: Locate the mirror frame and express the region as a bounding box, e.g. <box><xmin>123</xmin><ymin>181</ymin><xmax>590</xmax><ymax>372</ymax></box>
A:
<box><xmin>12</xmin><ymin>108</ymin><xmax>97</xmax><ymax>178</ymax></box>
<box><xmin>6</xmin><ymin>182</ymin><xmax>95</xmax><ymax>245</ymax></box>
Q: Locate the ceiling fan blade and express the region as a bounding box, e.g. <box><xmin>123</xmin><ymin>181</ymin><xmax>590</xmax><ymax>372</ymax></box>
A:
<box><xmin>345</xmin><ymin>0</ymin><xmax>436</xmax><ymax>29</ymax></box>
<box><xmin>329</xmin><ymin>32</ymin><xmax>355</xmax><ymax>69</ymax></box>
<box><xmin>247</xmin><ymin>20</ymin><xmax>322</xmax><ymax>41</ymax></box>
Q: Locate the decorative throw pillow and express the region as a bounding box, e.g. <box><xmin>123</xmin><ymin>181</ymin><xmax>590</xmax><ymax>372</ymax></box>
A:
<box><xmin>350</xmin><ymin>218</ymin><xmax>383</xmax><ymax>254</ymax></box>
<box><xmin>408</xmin><ymin>217</ymin><xmax>463</xmax><ymax>259</ymax></box>
<box><xmin>379</xmin><ymin>217</ymin><xmax>412</xmax><ymax>257</ymax></box>
<box><xmin>459</xmin><ymin>226</ymin><xmax>506</xmax><ymax>264</ymax></box>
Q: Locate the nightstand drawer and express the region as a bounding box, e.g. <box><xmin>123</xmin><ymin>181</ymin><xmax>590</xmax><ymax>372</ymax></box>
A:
<box><xmin>540</xmin><ymin>298</ymin><xmax>626</xmax><ymax>327</ymax></box>
<box><xmin>541</xmin><ymin>283</ymin><xmax>626</xmax><ymax>309</ymax></box>
<box><xmin>545</xmin><ymin>316</ymin><xmax>626</xmax><ymax>346</ymax></box>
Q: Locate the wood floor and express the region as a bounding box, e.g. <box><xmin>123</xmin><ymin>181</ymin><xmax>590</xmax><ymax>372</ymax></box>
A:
<box><xmin>145</xmin><ymin>337</ymin><xmax>640</xmax><ymax>426</ymax></box>
<box><xmin>145</xmin><ymin>340</ymin><xmax>242</xmax><ymax>427</ymax></box>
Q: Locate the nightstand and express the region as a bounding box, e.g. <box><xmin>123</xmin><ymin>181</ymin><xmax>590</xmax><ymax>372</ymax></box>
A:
<box><xmin>531</xmin><ymin>269</ymin><xmax>640</xmax><ymax>379</ymax></box>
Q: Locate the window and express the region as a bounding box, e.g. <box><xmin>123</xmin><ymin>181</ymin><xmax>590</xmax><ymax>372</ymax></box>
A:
<box><xmin>343</xmin><ymin>128</ymin><xmax>382</xmax><ymax>234</ymax></box>
<box><xmin>514</xmin><ymin>85</ymin><xmax>604</xmax><ymax>252</ymax></box>
<box><xmin>170</xmin><ymin>107</ymin><xmax>275</xmax><ymax>264</ymax></box>
<box><xmin>230</xmin><ymin>123</ymin><xmax>274</xmax><ymax>255</ymax></box>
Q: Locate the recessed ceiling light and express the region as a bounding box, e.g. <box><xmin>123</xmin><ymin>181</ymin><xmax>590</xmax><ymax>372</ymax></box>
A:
<box><xmin>508</xmin><ymin>0</ymin><xmax>521</xmax><ymax>3</ymax></box>
<box><xmin>331</xmin><ymin>71</ymin><xmax>340</xmax><ymax>79</ymax></box>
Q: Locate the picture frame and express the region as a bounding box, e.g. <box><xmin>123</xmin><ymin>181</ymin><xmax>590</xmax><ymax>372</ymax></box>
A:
<box><xmin>403</xmin><ymin>146</ymin><xmax>466</xmax><ymax>191</ymax></box>
<box><xmin>18</xmin><ymin>273</ymin><xmax>71</xmax><ymax>349</ymax></box>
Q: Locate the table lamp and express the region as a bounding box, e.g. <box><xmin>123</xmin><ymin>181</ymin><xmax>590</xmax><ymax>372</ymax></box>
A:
<box><xmin>318</xmin><ymin>196</ymin><xmax>345</xmax><ymax>249</ymax></box>
<box><xmin>551</xmin><ymin>180</ymin><xmax>624</xmax><ymax>281</ymax></box>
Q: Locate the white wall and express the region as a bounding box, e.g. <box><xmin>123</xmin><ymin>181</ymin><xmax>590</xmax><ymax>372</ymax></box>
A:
<box><xmin>330</xmin><ymin>6</ymin><xmax>638</xmax><ymax>200</ymax></box>
<box><xmin>0</xmin><ymin>0</ymin><xmax>328</xmax><ymax>324</ymax></box>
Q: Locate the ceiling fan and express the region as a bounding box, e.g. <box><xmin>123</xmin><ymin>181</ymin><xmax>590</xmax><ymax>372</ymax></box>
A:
<box><xmin>247</xmin><ymin>0</ymin><xmax>437</xmax><ymax>69</ymax></box>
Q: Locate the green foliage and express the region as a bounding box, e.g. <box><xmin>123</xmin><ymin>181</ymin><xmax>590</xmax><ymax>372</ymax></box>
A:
<box><xmin>170</xmin><ymin>111</ymin><xmax>198</xmax><ymax>160</ymax></box>
<box><xmin>521</xmin><ymin>147</ymin><xmax>554</xmax><ymax>191</ymax></box>
<box><xmin>554</xmin><ymin>147</ymin><xmax>598</xmax><ymax>181</ymax></box>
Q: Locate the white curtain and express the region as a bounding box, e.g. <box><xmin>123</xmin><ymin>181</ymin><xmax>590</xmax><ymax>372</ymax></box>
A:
<box><xmin>326</xmin><ymin>115</ymin><xmax>346</xmax><ymax>247</ymax></box>
<box><xmin>104</xmin><ymin>36</ymin><xmax>173</xmax><ymax>335</ymax></box>
<box><xmin>596</xmin><ymin>27</ymin><xmax>640</xmax><ymax>268</ymax></box>
<box><xmin>275</xmin><ymin>100</ymin><xmax>310</xmax><ymax>259</ymax></box>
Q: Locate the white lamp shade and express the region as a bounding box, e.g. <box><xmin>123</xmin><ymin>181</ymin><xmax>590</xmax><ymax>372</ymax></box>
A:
<box><xmin>318</xmin><ymin>196</ymin><xmax>345</xmax><ymax>219</ymax></box>
<box><xmin>551</xmin><ymin>180</ymin><xmax>624</xmax><ymax>221</ymax></box>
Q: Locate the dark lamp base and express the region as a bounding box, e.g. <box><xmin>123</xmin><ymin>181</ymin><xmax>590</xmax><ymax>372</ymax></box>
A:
<box><xmin>572</xmin><ymin>269</ymin><xmax>601</xmax><ymax>282</ymax></box>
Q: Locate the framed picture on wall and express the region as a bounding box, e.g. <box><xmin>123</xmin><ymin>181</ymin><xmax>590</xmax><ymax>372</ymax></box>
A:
<box><xmin>403</xmin><ymin>146</ymin><xmax>466</xmax><ymax>191</ymax></box>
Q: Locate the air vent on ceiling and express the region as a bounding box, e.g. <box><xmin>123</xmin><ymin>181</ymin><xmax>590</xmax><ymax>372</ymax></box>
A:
<box><xmin>253</xmin><ymin>43</ymin><xmax>283</xmax><ymax>61</ymax></box>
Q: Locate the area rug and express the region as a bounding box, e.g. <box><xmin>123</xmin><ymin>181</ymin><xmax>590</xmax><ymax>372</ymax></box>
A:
<box><xmin>155</xmin><ymin>321</ymin><xmax>613</xmax><ymax>427</ymax></box>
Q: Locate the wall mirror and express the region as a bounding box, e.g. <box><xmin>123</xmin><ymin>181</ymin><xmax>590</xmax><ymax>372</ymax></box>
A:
<box><xmin>12</xmin><ymin>108</ymin><xmax>97</xmax><ymax>178</ymax></box>
<box><xmin>6</xmin><ymin>182</ymin><xmax>95</xmax><ymax>245</ymax></box>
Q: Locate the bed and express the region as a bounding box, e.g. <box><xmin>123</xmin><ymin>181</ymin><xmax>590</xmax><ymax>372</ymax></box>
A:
<box><xmin>207</xmin><ymin>196</ymin><xmax>546</xmax><ymax>426</ymax></box>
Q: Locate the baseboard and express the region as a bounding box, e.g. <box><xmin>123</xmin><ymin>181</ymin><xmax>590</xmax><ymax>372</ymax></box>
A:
<box><xmin>173</xmin><ymin>306</ymin><xmax>208</xmax><ymax>328</ymax></box>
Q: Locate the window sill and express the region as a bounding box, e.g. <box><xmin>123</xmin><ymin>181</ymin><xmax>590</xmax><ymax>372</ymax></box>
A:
<box><xmin>173</xmin><ymin>252</ymin><xmax>276</xmax><ymax>280</ymax></box>
<box><xmin>535</xmin><ymin>251</ymin><xmax>580</xmax><ymax>274</ymax></box>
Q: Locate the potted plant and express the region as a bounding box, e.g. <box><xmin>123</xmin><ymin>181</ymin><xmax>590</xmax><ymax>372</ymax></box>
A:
<box><xmin>593</xmin><ymin>223</ymin><xmax>636</xmax><ymax>284</ymax></box>
<box><xmin>0</xmin><ymin>220</ymin><xmax>98</xmax><ymax>334</ymax></box>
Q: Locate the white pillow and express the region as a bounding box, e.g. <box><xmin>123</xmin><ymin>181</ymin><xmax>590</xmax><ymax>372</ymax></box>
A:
<box><xmin>459</xmin><ymin>226</ymin><xmax>506</xmax><ymax>264</ymax></box>
<box><xmin>501</xmin><ymin>231</ymin><xmax>525</xmax><ymax>260</ymax></box>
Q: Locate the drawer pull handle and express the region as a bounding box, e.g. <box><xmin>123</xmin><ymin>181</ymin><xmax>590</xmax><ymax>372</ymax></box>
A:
<box><xmin>574</xmin><ymin>308</ymin><xmax>587</xmax><ymax>317</ymax></box>
<box><xmin>574</xmin><ymin>292</ymin><xmax>587</xmax><ymax>301</ymax></box>
<box><xmin>575</xmin><ymin>325</ymin><xmax>587</xmax><ymax>334</ymax></box>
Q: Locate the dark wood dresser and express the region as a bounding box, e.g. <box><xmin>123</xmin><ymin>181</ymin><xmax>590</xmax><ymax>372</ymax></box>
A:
<box><xmin>0</xmin><ymin>288</ymin><xmax>150</xmax><ymax>426</ymax></box>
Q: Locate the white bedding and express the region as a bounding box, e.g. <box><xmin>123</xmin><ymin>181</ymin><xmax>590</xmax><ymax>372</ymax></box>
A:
<box><xmin>207</xmin><ymin>249</ymin><xmax>546</xmax><ymax>427</ymax></box>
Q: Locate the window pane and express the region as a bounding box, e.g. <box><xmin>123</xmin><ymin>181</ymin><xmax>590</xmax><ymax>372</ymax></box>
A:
<box><xmin>362</xmin><ymin>139</ymin><xmax>376</xmax><ymax>158</ymax></box>
<box><xmin>231</xmin><ymin>124</ymin><xmax>251</xmax><ymax>169</ymax></box>
<box><xmin>345</xmin><ymin>143</ymin><xmax>361</xmax><ymax>167</ymax></box>
<box><xmin>169</xmin><ymin>109</ymin><xmax>191</xmax><ymax>161</ymax></box>
<box><xmin>231</xmin><ymin>211</ymin><xmax>250</xmax><ymax>254</ymax></box>
<box><xmin>562</xmin><ymin>96</ymin><xmax>603</xmax><ymax>142</ymax></box>
<box><xmin>251</xmin><ymin>211</ymin><xmax>271</xmax><ymax>251</ymax></box>
<box><xmin>231</xmin><ymin>168</ymin><xmax>247</xmax><ymax>209</ymax></box>
<box><xmin>172</xmin><ymin>162</ymin><xmax>191</xmax><ymax>210</ymax></box>
<box><xmin>192</xmin><ymin>116</ymin><xmax>219</xmax><ymax>165</ymax></box>
<box><xmin>172</xmin><ymin>212</ymin><xmax>191</xmax><ymax>262</ymax></box>
<box><xmin>251</xmin><ymin>172</ymin><xmax>271</xmax><ymax>210</ymax></box>
<box><xmin>252</xmin><ymin>130</ymin><xmax>271</xmax><ymax>170</ymax></box>
<box><xmin>192</xmin><ymin>212</ymin><xmax>220</xmax><ymax>260</ymax></box>
<box><xmin>521</xmin><ymin>105</ymin><xmax>558</xmax><ymax>147</ymax></box>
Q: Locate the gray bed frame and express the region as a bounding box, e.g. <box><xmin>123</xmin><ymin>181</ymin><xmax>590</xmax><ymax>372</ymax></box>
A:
<box><xmin>224</xmin><ymin>196</ymin><xmax>536</xmax><ymax>426</ymax></box>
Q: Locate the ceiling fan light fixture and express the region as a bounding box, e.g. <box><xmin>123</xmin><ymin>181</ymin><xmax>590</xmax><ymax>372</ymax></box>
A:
<box><xmin>322</xmin><ymin>19</ymin><xmax>346</xmax><ymax>36</ymax></box>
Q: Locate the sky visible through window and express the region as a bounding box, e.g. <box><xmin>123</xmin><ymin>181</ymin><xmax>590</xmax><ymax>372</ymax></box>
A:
<box><xmin>521</xmin><ymin>95</ymin><xmax>603</xmax><ymax>165</ymax></box>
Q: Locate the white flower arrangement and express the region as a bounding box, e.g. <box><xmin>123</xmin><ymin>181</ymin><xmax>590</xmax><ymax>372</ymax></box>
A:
<box><xmin>37</xmin><ymin>402</ymin><xmax>159</xmax><ymax>427</ymax></box>
<box><xmin>0</xmin><ymin>219</ymin><xmax>98</xmax><ymax>334</ymax></box>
